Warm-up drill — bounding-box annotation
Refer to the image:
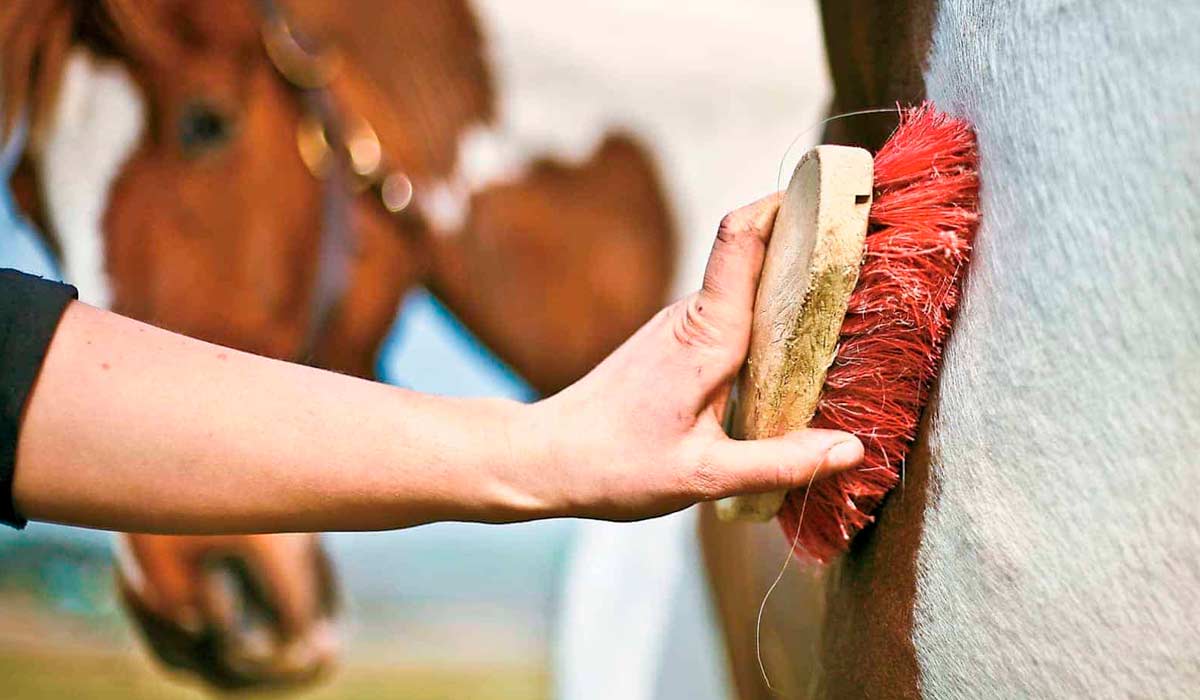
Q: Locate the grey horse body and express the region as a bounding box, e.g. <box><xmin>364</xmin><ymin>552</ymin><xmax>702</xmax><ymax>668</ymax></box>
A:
<box><xmin>916</xmin><ymin>1</ymin><xmax>1200</xmax><ymax>695</ymax></box>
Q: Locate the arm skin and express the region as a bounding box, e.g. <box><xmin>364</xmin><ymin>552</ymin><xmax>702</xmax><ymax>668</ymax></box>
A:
<box><xmin>13</xmin><ymin>195</ymin><xmax>864</xmax><ymax>534</ymax></box>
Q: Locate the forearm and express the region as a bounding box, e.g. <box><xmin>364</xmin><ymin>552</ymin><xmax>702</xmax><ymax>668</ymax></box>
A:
<box><xmin>14</xmin><ymin>302</ymin><xmax>546</xmax><ymax>533</ymax></box>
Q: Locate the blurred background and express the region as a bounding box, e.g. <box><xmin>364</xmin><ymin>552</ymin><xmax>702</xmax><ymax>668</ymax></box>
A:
<box><xmin>0</xmin><ymin>1</ymin><xmax>829</xmax><ymax>697</ymax></box>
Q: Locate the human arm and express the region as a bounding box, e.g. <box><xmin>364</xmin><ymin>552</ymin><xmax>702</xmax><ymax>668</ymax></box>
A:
<box><xmin>12</xmin><ymin>195</ymin><xmax>863</xmax><ymax>532</ymax></box>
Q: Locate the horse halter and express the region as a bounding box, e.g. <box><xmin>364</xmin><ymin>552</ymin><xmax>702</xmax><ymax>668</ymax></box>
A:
<box><xmin>257</xmin><ymin>0</ymin><xmax>419</xmax><ymax>362</ymax></box>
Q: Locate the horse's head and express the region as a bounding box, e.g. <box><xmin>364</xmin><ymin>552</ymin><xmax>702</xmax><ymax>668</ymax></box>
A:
<box><xmin>4</xmin><ymin>0</ymin><xmax>428</xmax><ymax>363</ymax></box>
<box><xmin>96</xmin><ymin>0</ymin><xmax>332</xmax><ymax>357</ymax></box>
<box><xmin>5</xmin><ymin>0</ymin><xmax>668</xmax><ymax>387</ymax></box>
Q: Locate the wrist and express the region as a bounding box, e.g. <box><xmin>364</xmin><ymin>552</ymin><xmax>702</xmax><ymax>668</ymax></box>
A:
<box><xmin>470</xmin><ymin>396</ymin><xmax>561</xmax><ymax>522</ymax></box>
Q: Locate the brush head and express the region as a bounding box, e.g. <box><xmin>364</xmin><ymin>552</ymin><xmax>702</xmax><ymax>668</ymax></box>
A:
<box><xmin>778</xmin><ymin>102</ymin><xmax>980</xmax><ymax>562</ymax></box>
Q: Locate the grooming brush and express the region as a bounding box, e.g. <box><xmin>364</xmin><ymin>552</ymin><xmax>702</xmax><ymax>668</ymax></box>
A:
<box><xmin>716</xmin><ymin>103</ymin><xmax>980</xmax><ymax>562</ymax></box>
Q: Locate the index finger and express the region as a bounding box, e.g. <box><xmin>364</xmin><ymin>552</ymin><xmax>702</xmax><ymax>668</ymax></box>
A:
<box><xmin>698</xmin><ymin>193</ymin><xmax>782</xmax><ymax>320</ymax></box>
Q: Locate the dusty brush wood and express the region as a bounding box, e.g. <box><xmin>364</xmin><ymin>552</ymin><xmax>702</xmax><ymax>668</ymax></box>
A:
<box><xmin>716</xmin><ymin>145</ymin><xmax>873</xmax><ymax>522</ymax></box>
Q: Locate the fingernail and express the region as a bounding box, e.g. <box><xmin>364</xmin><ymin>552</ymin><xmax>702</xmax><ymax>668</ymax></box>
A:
<box><xmin>824</xmin><ymin>437</ymin><xmax>864</xmax><ymax>471</ymax></box>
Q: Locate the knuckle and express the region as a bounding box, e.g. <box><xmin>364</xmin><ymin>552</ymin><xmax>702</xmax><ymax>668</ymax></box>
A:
<box><xmin>671</xmin><ymin>295</ymin><xmax>722</xmax><ymax>349</ymax></box>
<box><xmin>688</xmin><ymin>467</ymin><xmax>724</xmax><ymax>500</ymax></box>
<box><xmin>716</xmin><ymin>211</ymin><xmax>752</xmax><ymax>246</ymax></box>
<box><xmin>773</xmin><ymin>458</ymin><xmax>798</xmax><ymax>491</ymax></box>
<box><xmin>716</xmin><ymin>197</ymin><xmax>774</xmax><ymax>248</ymax></box>
<box><xmin>685</xmin><ymin>444</ymin><xmax>729</xmax><ymax>499</ymax></box>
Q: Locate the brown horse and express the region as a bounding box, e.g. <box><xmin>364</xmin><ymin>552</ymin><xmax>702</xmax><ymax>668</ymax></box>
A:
<box><xmin>3</xmin><ymin>0</ymin><xmax>674</xmax><ymax>690</ymax></box>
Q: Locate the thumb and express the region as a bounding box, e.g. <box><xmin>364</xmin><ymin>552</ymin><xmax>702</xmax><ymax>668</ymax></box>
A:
<box><xmin>695</xmin><ymin>429</ymin><xmax>864</xmax><ymax>500</ymax></box>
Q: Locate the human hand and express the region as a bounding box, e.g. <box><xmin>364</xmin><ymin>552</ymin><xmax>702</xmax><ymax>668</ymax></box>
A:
<box><xmin>516</xmin><ymin>194</ymin><xmax>865</xmax><ymax>521</ymax></box>
<box><xmin>115</xmin><ymin>533</ymin><xmax>338</xmax><ymax>691</ymax></box>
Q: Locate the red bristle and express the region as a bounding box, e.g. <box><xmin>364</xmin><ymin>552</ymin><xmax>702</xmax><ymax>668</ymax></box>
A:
<box><xmin>777</xmin><ymin>102</ymin><xmax>980</xmax><ymax>562</ymax></box>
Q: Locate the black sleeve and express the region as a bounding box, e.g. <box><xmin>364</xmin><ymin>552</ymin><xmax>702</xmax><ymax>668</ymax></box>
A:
<box><xmin>0</xmin><ymin>269</ymin><xmax>78</xmax><ymax>529</ymax></box>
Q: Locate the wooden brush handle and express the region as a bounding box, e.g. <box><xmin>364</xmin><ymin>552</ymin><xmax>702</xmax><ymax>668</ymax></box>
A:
<box><xmin>715</xmin><ymin>146</ymin><xmax>873</xmax><ymax>522</ymax></box>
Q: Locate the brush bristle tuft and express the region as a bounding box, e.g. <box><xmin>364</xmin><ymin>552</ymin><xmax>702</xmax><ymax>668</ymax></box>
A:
<box><xmin>777</xmin><ymin>102</ymin><xmax>980</xmax><ymax>562</ymax></box>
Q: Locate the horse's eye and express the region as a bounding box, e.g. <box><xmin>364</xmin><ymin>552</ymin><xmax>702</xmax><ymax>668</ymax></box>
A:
<box><xmin>178</xmin><ymin>100</ymin><xmax>234</xmax><ymax>156</ymax></box>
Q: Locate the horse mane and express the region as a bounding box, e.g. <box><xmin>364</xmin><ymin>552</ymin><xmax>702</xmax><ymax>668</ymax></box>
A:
<box><xmin>1</xmin><ymin>0</ymin><xmax>72</xmax><ymax>142</ymax></box>
<box><xmin>0</xmin><ymin>0</ymin><xmax>175</xmax><ymax>145</ymax></box>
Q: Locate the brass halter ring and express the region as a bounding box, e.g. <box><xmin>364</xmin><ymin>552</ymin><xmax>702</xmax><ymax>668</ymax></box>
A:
<box><xmin>261</xmin><ymin>8</ymin><xmax>415</xmax><ymax>215</ymax></box>
<box><xmin>261</xmin><ymin>15</ymin><xmax>341</xmax><ymax>90</ymax></box>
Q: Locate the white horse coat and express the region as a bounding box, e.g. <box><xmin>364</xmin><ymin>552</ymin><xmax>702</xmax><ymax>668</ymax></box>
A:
<box><xmin>912</xmin><ymin>0</ymin><xmax>1200</xmax><ymax>695</ymax></box>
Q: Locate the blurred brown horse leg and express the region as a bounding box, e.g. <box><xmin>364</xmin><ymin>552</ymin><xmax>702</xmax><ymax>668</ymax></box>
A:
<box><xmin>698</xmin><ymin>506</ymin><xmax>829</xmax><ymax>700</ymax></box>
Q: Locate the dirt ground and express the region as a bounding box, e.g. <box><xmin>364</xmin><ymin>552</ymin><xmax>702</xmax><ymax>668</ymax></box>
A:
<box><xmin>0</xmin><ymin>651</ymin><xmax>546</xmax><ymax>700</ymax></box>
